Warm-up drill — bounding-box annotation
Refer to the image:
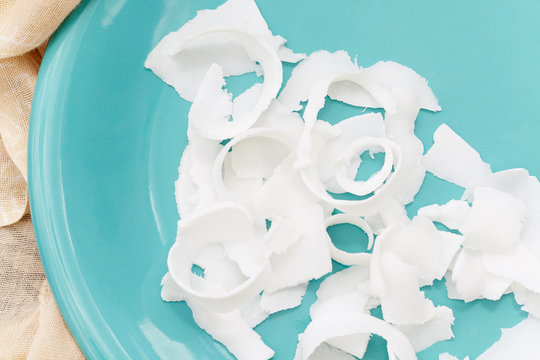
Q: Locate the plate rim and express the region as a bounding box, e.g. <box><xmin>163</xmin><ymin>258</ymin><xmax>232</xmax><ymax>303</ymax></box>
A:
<box><xmin>28</xmin><ymin>1</ymin><xmax>129</xmax><ymax>358</ymax></box>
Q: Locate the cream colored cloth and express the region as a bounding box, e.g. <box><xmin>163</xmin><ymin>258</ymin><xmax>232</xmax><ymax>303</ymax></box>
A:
<box><xmin>0</xmin><ymin>0</ymin><xmax>84</xmax><ymax>359</ymax></box>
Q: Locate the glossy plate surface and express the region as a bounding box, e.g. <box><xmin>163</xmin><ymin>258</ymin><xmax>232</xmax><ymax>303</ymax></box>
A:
<box><xmin>29</xmin><ymin>0</ymin><xmax>540</xmax><ymax>358</ymax></box>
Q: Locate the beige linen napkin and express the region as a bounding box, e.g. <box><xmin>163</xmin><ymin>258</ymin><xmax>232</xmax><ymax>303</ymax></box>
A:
<box><xmin>0</xmin><ymin>0</ymin><xmax>84</xmax><ymax>359</ymax></box>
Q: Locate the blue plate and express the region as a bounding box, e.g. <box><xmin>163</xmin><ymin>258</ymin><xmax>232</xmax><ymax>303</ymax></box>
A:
<box><xmin>29</xmin><ymin>0</ymin><xmax>540</xmax><ymax>359</ymax></box>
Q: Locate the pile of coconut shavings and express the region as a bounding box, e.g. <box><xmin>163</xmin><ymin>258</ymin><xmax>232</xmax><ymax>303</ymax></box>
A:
<box><xmin>146</xmin><ymin>0</ymin><xmax>540</xmax><ymax>359</ymax></box>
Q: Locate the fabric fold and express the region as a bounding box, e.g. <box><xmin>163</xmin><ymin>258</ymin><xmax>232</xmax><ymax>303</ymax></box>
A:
<box><xmin>0</xmin><ymin>0</ymin><xmax>83</xmax><ymax>359</ymax></box>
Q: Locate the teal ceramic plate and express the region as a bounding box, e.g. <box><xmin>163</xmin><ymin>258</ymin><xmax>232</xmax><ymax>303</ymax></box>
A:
<box><xmin>29</xmin><ymin>0</ymin><xmax>540</xmax><ymax>359</ymax></box>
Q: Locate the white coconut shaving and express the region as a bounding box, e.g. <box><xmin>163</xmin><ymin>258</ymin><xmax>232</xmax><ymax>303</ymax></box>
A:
<box><xmin>254</xmin><ymin>154</ymin><xmax>321</xmax><ymax>218</ymax></box>
<box><xmin>307</xmin><ymin>342</ymin><xmax>356</xmax><ymax>360</ymax></box>
<box><xmin>264</xmin><ymin>204</ymin><xmax>332</xmax><ymax>293</ymax></box>
<box><xmin>423</xmin><ymin>124</ymin><xmax>492</xmax><ymax>188</ymax></box>
<box><xmin>308</xmin><ymin>293</ymin><xmax>372</xmax><ymax>359</ymax></box>
<box><xmin>307</xmin><ymin>266</ymin><xmax>377</xmax><ymax>358</ymax></box>
<box><xmin>417</xmin><ymin>200</ymin><xmax>471</xmax><ymax>231</ymax></box>
<box><xmin>295</xmin><ymin>312</ymin><xmax>417</xmax><ymax>360</ymax></box>
<box><xmin>145</xmin><ymin>0</ymin><xmax>303</xmax><ymax>101</ymax></box>
<box><xmin>325</xmin><ymin>213</ymin><xmax>374</xmax><ymax>266</ymax></box>
<box><xmin>190</xmin><ymin>301</ymin><xmax>274</xmax><ymax>360</ymax></box>
<box><xmin>148</xmin><ymin>0</ymin><xmax>540</xmax><ymax>358</ymax></box>
<box><xmin>376</xmin><ymin>252</ymin><xmax>437</xmax><ymax>325</ymax></box>
<box><xmin>334</xmin><ymin>137</ymin><xmax>396</xmax><ymax>197</ymax></box>
<box><xmin>240</xmin><ymin>294</ymin><xmax>269</xmax><ymax>328</ymax></box>
<box><xmin>346</xmin><ymin>61</ymin><xmax>441</xmax><ymax>112</ymax></box>
<box><xmin>372</xmin><ymin>217</ymin><xmax>462</xmax><ymax>288</ymax></box>
<box><xmin>278</xmin><ymin>50</ymin><xmax>360</xmax><ymax>111</ymax></box>
<box><xmin>482</xmin><ymin>244</ymin><xmax>540</xmax><ymax>294</ymax></box>
<box><xmin>446</xmin><ymin>249</ymin><xmax>512</xmax><ymax>302</ymax></box>
<box><xmin>463</xmin><ymin>168</ymin><xmax>540</xmax><ymax>258</ymax></box>
<box><xmin>439</xmin><ymin>354</ymin><xmax>469</xmax><ymax>360</ymax></box>
<box><xmin>476</xmin><ymin>316</ymin><xmax>540</xmax><ymax>360</ymax></box>
<box><xmin>458</xmin><ymin>170</ymin><xmax>540</xmax><ymax>313</ymax></box>
<box><xmin>397</xmin><ymin>305</ymin><xmax>455</xmax><ymax>352</ymax></box>
<box><xmin>318</xmin><ymin>113</ymin><xmax>386</xmax><ymax>193</ymax></box>
<box><xmin>211</xmin><ymin>127</ymin><xmax>293</xmax><ymax>207</ymax></box>
<box><xmin>260</xmin><ymin>283</ymin><xmax>308</xmax><ymax>314</ymax></box>
<box><xmin>461</xmin><ymin>187</ymin><xmax>527</xmax><ymax>252</ymax></box>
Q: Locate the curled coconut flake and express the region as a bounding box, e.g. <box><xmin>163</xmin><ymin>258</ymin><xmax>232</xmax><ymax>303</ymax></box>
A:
<box><xmin>334</xmin><ymin>137</ymin><xmax>395</xmax><ymax>197</ymax></box>
<box><xmin>212</xmin><ymin>128</ymin><xmax>294</xmax><ymax>206</ymax></box>
<box><xmin>325</xmin><ymin>213</ymin><xmax>374</xmax><ymax>266</ymax></box>
<box><xmin>295</xmin><ymin>312</ymin><xmax>417</xmax><ymax>360</ymax></box>
<box><xmin>328</xmin><ymin>61</ymin><xmax>441</xmax><ymax>112</ymax></box>
<box><xmin>309</xmin><ymin>293</ymin><xmax>371</xmax><ymax>359</ymax></box>
<box><xmin>145</xmin><ymin>0</ymin><xmax>302</xmax><ymax>101</ymax></box>
<box><xmin>423</xmin><ymin>124</ymin><xmax>492</xmax><ymax>188</ymax></box>
<box><xmin>167</xmin><ymin>243</ymin><xmax>269</xmax><ymax>311</ymax></box>
<box><xmin>168</xmin><ymin>202</ymin><xmax>270</xmax><ymax>312</ymax></box>
<box><xmin>279</xmin><ymin>51</ymin><xmax>440</xmax><ymax>114</ymax></box>
<box><xmin>296</xmin><ymin>70</ymin><xmax>396</xmax><ymax>168</ymax></box>
<box><xmin>318</xmin><ymin>113</ymin><xmax>386</xmax><ymax>193</ymax></box>
<box><xmin>299</xmin><ymin>135</ymin><xmax>403</xmax><ymax>217</ymax></box>
<box><xmin>278</xmin><ymin>50</ymin><xmax>360</xmax><ymax>111</ymax></box>
<box><xmin>300</xmin><ymin>84</ymin><xmax>426</xmax><ymax>217</ymax></box>
<box><xmin>183</xmin><ymin>28</ymin><xmax>283</xmax><ymax>140</ymax></box>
